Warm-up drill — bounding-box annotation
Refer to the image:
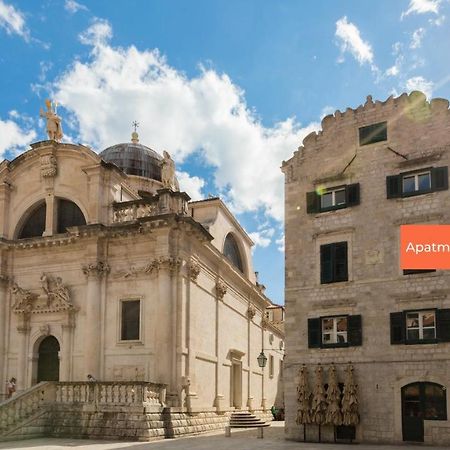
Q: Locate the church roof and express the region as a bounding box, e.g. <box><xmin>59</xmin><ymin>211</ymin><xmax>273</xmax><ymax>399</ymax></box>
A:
<box><xmin>99</xmin><ymin>133</ymin><xmax>162</xmax><ymax>181</ymax></box>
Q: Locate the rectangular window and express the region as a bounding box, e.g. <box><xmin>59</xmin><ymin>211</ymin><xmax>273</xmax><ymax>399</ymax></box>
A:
<box><xmin>406</xmin><ymin>310</ymin><xmax>436</xmax><ymax>341</ymax></box>
<box><xmin>359</xmin><ymin>121</ymin><xmax>387</xmax><ymax>146</ymax></box>
<box><xmin>387</xmin><ymin>166</ymin><xmax>448</xmax><ymax>199</ymax></box>
<box><xmin>322</xmin><ymin>316</ymin><xmax>348</xmax><ymax>345</ymax></box>
<box><xmin>320</xmin><ymin>242</ymin><xmax>348</xmax><ymax>284</ymax></box>
<box><xmin>307</xmin><ymin>184</ymin><xmax>360</xmax><ymax>214</ymax></box>
<box><xmin>121</xmin><ymin>300</ymin><xmax>140</xmax><ymax>341</ymax></box>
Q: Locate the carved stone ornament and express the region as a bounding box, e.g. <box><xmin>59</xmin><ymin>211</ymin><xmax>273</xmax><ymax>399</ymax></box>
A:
<box><xmin>39</xmin><ymin>324</ymin><xmax>50</xmax><ymax>336</ymax></box>
<box><xmin>187</xmin><ymin>259</ymin><xmax>201</xmax><ymax>282</ymax></box>
<box><xmin>246</xmin><ymin>305</ymin><xmax>256</xmax><ymax>320</ymax></box>
<box><xmin>11</xmin><ymin>274</ymin><xmax>76</xmax><ymax>315</ymax></box>
<box><xmin>112</xmin><ymin>257</ymin><xmax>181</xmax><ymax>279</ymax></box>
<box><xmin>40</xmin><ymin>154</ymin><xmax>57</xmax><ymax>178</ymax></box>
<box><xmin>82</xmin><ymin>261</ymin><xmax>111</xmax><ymax>278</ymax></box>
<box><xmin>215</xmin><ymin>279</ymin><xmax>227</xmax><ymax>300</ymax></box>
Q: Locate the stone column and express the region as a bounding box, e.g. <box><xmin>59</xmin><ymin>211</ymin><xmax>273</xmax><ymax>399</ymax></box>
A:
<box><xmin>214</xmin><ymin>278</ymin><xmax>227</xmax><ymax>412</ymax></box>
<box><xmin>82</xmin><ymin>262</ymin><xmax>109</xmax><ymax>379</ymax></box>
<box><xmin>0</xmin><ymin>275</ymin><xmax>8</xmax><ymax>385</ymax></box>
<box><xmin>17</xmin><ymin>322</ymin><xmax>30</xmax><ymax>392</ymax></box>
<box><xmin>43</xmin><ymin>193</ymin><xmax>57</xmax><ymax>236</ymax></box>
<box><xmin>60</xmin><ymin>320</ymin><xmax>74</xmax><ymax>381</ymax></box>
<box><xmin>246</xmin><ymin>304</ymin><xmax>256</xmax><ymax>411</ymax></box>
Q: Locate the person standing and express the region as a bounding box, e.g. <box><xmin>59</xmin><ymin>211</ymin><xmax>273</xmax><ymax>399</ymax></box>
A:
<box><xmin>6</xmin><ymin>377</ymin><xmax>16</xmax><ymax>399</ymax></box>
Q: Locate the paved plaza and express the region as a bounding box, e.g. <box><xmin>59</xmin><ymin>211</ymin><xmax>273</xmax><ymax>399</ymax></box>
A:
<box><xmin>0</xmin><ymin>423</ymin><xmax>447</xmax><ymax>450</ymax></box>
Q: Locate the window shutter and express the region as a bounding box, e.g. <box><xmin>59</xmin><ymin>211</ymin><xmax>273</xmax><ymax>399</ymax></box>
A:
<box><xmin>334</xmin><ymin>242</ymin><xmax>348</xmax><ymax>282</ymax></box>
<box><xmin>308</xmin><ymin>318</ymin><xmax>321</xmax><ymax>348</ymax></box>
<box><xmin>431</xmin><ymin>166</ymin><xmax>449</xmax><ymax>191</ymax></box>
<box><xmin>348</xmin><ymin>315</ymin><xmax>362</xmax><ymax>346</ymax></box>
<box><xmin>306</xmin><ymin>191</ymin><xmax>320</xmax><ymax>213</ymax></box>
<box><xmin>320</xmin><ymin>244</ymin><xmax>333</xmax><ymax>284</ymax></box>
<box><xmin>390</xmin><ymin>312</ymin><xmax>405</xmax><ymax>344</ymax></box>
<box><xmin>346</xmin><ymin>183</ymin><xmax>360</xmax><ymax>206</ymax></box>
<box><xmin>437</xmin><ymin>309</ymin><xmax>450</xmax><ymax>342</ymax></box>
<box><xmin>386</xmin><ymin>175</ymin><xmax>401</xmax><ymax>198</ymax></box>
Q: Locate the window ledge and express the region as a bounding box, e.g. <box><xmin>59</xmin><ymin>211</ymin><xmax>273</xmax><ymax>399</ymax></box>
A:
<box><xmin>117</xmin><ymin>340</ymin><xmax>143</xmax><ymax>346</ymax></box>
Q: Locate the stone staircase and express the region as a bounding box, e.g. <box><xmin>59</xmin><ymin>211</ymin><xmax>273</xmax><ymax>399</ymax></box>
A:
<box><xmin>229</xmin><ymin>411</ymin><xmax>270</xmax><ymax>428</ymax></box>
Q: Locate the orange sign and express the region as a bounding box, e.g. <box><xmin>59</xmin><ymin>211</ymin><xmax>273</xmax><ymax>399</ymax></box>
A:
<box><xmin>400</xmin><ymin>225</ymin><xmax>450</xmax><ymax>270</ymax></box>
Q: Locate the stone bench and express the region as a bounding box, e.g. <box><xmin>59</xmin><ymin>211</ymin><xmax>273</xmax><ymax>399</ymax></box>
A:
<box><xmin>225</xmin><ymin>422</ymin><xmax>270</xmax><ymax>439</ymax></box>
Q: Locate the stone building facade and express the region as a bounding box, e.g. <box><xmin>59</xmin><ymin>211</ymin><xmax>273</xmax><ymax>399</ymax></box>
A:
<box><xmin>282</xmin><ymin>91</ymin><xmax>450</xmax><ymax>445</ymax></box>
<box><xmin>0</xmin><ymin>133</ymin><xmax>284</xmax><ymax>421</ymax></box>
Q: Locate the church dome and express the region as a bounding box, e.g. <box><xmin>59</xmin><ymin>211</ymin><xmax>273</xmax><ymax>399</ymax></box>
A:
<box><xmin>99</xmin><ymin>133</ymin><xmax>162</xmax><ymax>181</ymax></box>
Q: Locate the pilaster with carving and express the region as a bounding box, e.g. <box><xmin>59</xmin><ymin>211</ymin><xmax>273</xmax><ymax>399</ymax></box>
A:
<box><xmin>82</xmin><ymin>261</ymin><xmax>110</xmax><ymax>279</ymax></box>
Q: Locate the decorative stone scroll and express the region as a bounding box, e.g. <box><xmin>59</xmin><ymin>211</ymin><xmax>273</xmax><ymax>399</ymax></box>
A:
<box><xmin>215</xmin><ymin>279</ymin><xmax>227</xmax><ymax>300</ymax></box>
<box><xmin>82</xmin><ymin>261</ymin><xmax>110</xmax><ymax>278</ymax></box>
<box><xmin>187</xmin><ymin>259</ymin><xmax>201</xmax><ymax>282</ymax></box>
<box><xmin>40</xmin><ymin>154</ymin><xmax>57</xmax><ymax>178</ymax></box>
<box><xmin>246</xmin><ymin>305</ymin><xmax>256</xmax><ymax>320</ymax></box>
<box><xmin>11</xmin><ymin>274</ymin><xmax>76</xmax><ymax>315</ymax></box>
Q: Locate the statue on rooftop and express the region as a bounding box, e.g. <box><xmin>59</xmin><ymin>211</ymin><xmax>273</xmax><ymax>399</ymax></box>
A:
<box><xmin>40</xmin><ymin>99</ymin><xmax>63</xmax><ymax>142</ymax></box>
<box><xmin>161</xmin><ymin>150</ymin><xmax>180</xmax><ymax>191</ymax></box>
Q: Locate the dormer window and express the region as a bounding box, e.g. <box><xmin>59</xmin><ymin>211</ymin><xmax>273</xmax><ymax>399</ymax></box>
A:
<box><xmin>223</xmin><ymin>233</ymin><xmax>244</xmax><ymax>273</ymax></box>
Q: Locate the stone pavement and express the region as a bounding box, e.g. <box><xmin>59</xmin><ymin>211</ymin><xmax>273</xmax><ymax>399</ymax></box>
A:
<box><xmin>0</xmin><ymin>423</ymin><xmax>447</xmax><ymax>450</ymax></box>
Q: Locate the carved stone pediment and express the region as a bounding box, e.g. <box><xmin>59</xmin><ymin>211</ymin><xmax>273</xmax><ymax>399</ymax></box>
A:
<box><xmin>11</xmin><ymin>274</ymin><xmax>76</xmax><ymax>315</ymax></box>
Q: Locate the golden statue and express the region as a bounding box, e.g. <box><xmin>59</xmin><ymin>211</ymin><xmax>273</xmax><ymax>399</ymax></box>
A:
<box><xmin>40</xmin><ymin>99</ymin><xmax>63</xmax><ymax>142</ymax></box>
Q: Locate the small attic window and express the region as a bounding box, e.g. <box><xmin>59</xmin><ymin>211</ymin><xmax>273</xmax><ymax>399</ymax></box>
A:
<box><xmin>359</xmin><ymin>121</ymin><xmax>387</xmax><ymax>146</ymax></box>
<box><xmin>223</xmin><ymin>233</ymin><xmax>244</xmax><ymax>273</ymax></box>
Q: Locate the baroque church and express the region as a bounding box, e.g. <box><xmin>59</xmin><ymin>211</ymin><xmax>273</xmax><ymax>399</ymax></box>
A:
<box><xmin>0</xmin><ymin>102</ymin><xmax>283</xmax><ymax>437</ymax></box>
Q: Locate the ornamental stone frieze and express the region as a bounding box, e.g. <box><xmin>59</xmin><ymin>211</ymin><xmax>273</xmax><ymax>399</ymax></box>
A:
<box><xmin>82</xmin><ymin>261</ymin><xmax>110</xmax><ymax>278</ymax></box>
<box><xmin>187</xmin><ymin>259</ymin><xmax>201</xmax><ymax>282</ymax></box>
<box><xmin>40</xmin><ymin>154</ymin><xmax>57</xmax><ymax>178</ymax></box>
<box><xmin>215</xmin><ymin>279</ymin><xmax>227</xmax><ymax>300</ymax></box>
<box><xmin>11</xmin><ymin>273</ymin><xmax>77</xmax><ymax>315</ymax></box>
<box><xmin>112</xmin><ymin>256</ymin><xmax>181</xmax><ymax>279</ymax></box>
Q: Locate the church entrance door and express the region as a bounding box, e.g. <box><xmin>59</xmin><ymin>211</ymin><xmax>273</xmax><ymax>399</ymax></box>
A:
<box><xmin>37</xmin><ymin>336</ymin><xmax>60</xmax><ymax>382</ymax></box>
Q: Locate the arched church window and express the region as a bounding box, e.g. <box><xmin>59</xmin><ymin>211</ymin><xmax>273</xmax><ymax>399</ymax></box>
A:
<box><xmin>223</xmin><ymin>233</ymin><xmax>244</xmax><ymax>273</ymax></box>
<box><xmin>18</xmin><ymin>202</ymin><xmax>46</xmax><ymax>239</ymax></box>
<box><xmin>57</xmin><ymin>199</ymin><xmax>86</xmax><ymax>233</ymax></box>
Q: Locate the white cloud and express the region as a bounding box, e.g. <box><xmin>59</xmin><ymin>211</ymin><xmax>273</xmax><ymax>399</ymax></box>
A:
<box><xmin>248</xmin><ymin>228</ymin><xmax>274</xmax><ymax>249</ymax></box>
<box><xmin>176</xmin><ymin>171</ymin><xmax>205</xmax><ymax>201</ymax></box>
<box><xmin>0</xmin><ymin>119</ymin><xmax>36</xmax><ymax>159</ymax></box>
<box><xmin>404</xmin><ymin>76</ymin><xmax>434</xmax><ymax>98</ymax></box>
<box><xmin>79</xmin><ymin>18</ymin><xmax>112</xmax><ymax>46</ymax></box>
<box><xmin>335</xmin><ymin>16</ymin><xmax>374</xmax><ymax>67</ymax></box>
<box><xmin>65</xmin><ymin>0</ymin><xmax>88</xmax><ymax>13</ymax></box>
<box><xmin>53</xmin><ymin>23</ymin><xmax>318</xmax><ymax>221</ymax></box>
<box><xmin>320</xmin><ymin>106</ymin><xmax>335</xmax><ymax>119</ymax></box>
<box><xmin>0</xmin><ymin>0</ymin><xmax>29</xmax><ymax>41</ymax></box>
<box><xmin>275</xmin><ymin>234</ymin><xmax>284</xmax><ymax>253</ymax></box>
<box><xmin>410</xmin><ymin>28</ymin><xmax>426</xmax><ymax>49</ymax></box>
<box><xmin>402</xmin><ymin>0</ymin><xmax>441</xmax><ymax>18</ymax></box>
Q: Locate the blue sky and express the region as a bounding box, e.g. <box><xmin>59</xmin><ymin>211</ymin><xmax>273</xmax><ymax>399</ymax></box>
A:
<box><xmin>1</xmin><ymin>0</ymin><xmax>449</xmax><ymax>304</ymax></box>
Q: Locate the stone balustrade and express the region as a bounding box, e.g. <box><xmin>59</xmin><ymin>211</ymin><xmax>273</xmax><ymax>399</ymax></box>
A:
<box><xmin>0</xmin><ymin>382</ymin><xmax>49</xmax><ymax>435</ymax></box>
<box><xmin>54</xmin><ymin>381</ymin><xmax>167</xmax><ymax>407</ymax></box>
<box><xmin>113</xmin><ymin>200</ymin><xmax>158</xmax><ymax>223</ymax></box>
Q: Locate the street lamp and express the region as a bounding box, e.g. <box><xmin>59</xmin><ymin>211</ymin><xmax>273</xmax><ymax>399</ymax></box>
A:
<box><xmin>257</xmin><ymin>350</ymin><xmax>267</xmax><ymax>368</ymax></box>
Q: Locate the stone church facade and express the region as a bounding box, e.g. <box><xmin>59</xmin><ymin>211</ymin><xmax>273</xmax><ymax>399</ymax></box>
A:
<box><xmin>282</xmin><ymin>91</ymin><xmax>450</xmax><ymax>445</ymax></box>
<box><xmin>0</xmin><ymin>132</ymin><xmax>284</xmax><ymax>422</ymax></box>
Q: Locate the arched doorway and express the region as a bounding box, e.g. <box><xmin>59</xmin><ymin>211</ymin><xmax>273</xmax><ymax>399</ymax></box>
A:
<box><xmin>37</xmin><ymin>336</ymin><xmax>60</xmax><ymax>382</ymax></box>
<box><xmin>402</xmin><ymin>382</ymin><xmax>447</xmax><ymax>442</ymax></box>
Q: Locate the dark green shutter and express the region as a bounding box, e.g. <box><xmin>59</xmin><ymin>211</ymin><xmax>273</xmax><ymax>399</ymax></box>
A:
<box><xmin>306</xmin><ymin>191</ymin><xmax>320</xmax><ymax>213</ymax></box>
<box><xmin>346</xmin><ymin>183</ymin><xmax>360</xmax><ymax>206</ymax></box>
<box><xmin>320</xmin><ymin>244</ymin><xmax>333</xmax><ymax>284</ymax></box>
<box><xmin>437</xmin><ymin>309</ymin><xmax>450</xmax><ymax>342</ymax></box>
<box><xmin>431</xmin><ymin>166</ymin><xmax>448</xmax><ymax>191</ymax></box>
<box><xmin>348</xmin><ymin>315</ymin><xmax>362</xmax><ymax>346</ymax></box>
<box><xmin>334</xmin><ymin>242</ymin><xmax>348</xmax><ymax>282</ymax></box>
<box><xmin>390</xmin><ymin>312</ymin><xmax>405</xmax><ymax>344</ymax></box>
<box><xmin>308</xmin><ymin>318</ymin><xmax>321</xmax><ymax>348</ymax></box>
<box><xmin>386</xmin><ymin>175</ymin><xmax>401</xmax><ymax>198</ymax></box>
